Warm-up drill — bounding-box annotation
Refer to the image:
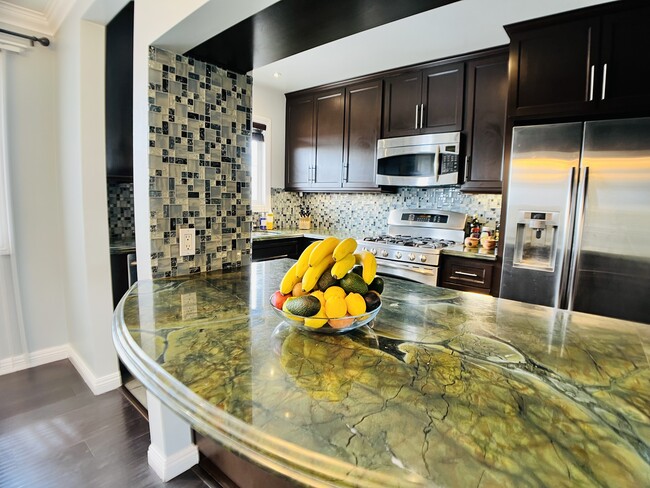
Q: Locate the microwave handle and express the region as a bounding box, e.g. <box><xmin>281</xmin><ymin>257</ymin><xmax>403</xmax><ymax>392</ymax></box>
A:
<box><xmin>434</xmin><ymin>145</ymin><xmax>440</xmax><ymax>182</ymax></box>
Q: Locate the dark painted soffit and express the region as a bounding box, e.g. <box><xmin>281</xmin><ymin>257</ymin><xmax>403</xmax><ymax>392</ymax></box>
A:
<box><xmin>185</xmin><ymin>0</ymin><xmax>461</xmax><ymax>73</ymax></box>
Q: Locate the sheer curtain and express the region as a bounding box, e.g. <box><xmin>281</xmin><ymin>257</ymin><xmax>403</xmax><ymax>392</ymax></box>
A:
<box><xmin>0</xmin><ymin>48</ymin><xmax>28</xmax><ymax>372</ymax></box>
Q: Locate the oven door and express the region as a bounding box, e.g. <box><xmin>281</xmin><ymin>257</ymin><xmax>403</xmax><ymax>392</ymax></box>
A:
<box><xmin>376</xmin><ymin>260</ymin><xmax>438</xmax><ymax>287</ymax></box>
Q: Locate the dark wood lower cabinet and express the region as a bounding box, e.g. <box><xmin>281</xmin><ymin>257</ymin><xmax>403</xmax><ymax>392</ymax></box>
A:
<box><xmin>439</xmin><ymin>256</ymin><xmax>495</xmax><ymax>295</ymax></box>
<box><xmin>252</xmin><ymin>237</ymin><xmax>321</xmax><ymax>262</ymax></box>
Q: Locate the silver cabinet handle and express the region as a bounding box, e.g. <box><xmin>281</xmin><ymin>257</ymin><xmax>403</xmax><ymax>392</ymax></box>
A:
<box><xmin>464</xmin><ymin>155</ymin><xmax>471</xmax><ymax>182</ymax></box>
<box><xmin>454</xmin><ymin>271</ymin><xmax>479</xmax><ymax>278</ymax></box>
<box><xmin>589</xmin><ymin>65</ymin><xmax>595</xmax><ymax>101</ymax></box>
<box><xmin>420</xmin><ymin>103</ymin><xmax>424</xmax><ymax>129</ymax></box>
<box><xmin>415</xmin><ymin>104</ymin><xmax>419</xmax><ymax>129</ymax></box>
<box><xmin>601</xmin><ymin>63</ymin><xmax>608</xmax><ymax>100</ymax></box>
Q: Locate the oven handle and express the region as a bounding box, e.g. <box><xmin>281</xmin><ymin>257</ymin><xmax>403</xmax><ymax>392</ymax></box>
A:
<box><xmin>378</xmin><ymin>261</ymin><xmax>436</xmax><ymax>275</ymax></box>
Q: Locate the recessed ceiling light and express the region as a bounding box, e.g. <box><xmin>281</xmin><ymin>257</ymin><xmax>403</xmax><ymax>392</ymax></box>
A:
<box><xmin>273</xmin><ymin>72</ymin><xmax>282</xmax><ymax>78</ymax></box>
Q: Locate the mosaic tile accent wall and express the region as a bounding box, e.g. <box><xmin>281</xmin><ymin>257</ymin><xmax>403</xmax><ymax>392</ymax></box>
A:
<box><xmin>148</xmin><ymin>47</ymin><xmax>252</xmax><ymax>278</ymax></box>
<box><xmin>268</xmin><ymin>187</ymin><xmax>501</xmax><ymax>235</ymax></box>
<box><xmin>107</xmin><ymin>181</ymin><xmax>135</xmax><ymax>242</ymax></box>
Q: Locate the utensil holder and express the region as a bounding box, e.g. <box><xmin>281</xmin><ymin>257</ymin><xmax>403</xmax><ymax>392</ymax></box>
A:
<box><xmin>298</xmin><ymin>216</ymin><xmax>312</xmax><ymax>230</ymax></box>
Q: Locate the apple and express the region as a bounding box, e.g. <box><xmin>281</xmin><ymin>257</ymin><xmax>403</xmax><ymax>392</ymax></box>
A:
<box><xmin>271</xmin><ymin>290</ymin><xmax>291</xmax><ymax>309</ymax></box>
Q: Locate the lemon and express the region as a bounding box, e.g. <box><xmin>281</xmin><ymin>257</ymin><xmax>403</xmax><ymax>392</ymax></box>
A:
<box><xmin>310</xmin><ymin>290</ymin><xmax>325</xmax><ymax>306</ymax></box>
<box><xmin>325</xmin><ymin>296</ymin><xmax>347</xmax><ymax>319</ymax></box>
<box><xmin>345</xmin><ymin>292</ymin><xmax>366</xmax><ymax>316</ymax></box>
<box><xmin>304</xmin><ymin>304</ymin><xmax>328</xmax><ymax>328</ymax></box>
<box><xmin>324</xmin><ymin>286</ymin><xmax>346</xmax><ymax>301</ymax></box>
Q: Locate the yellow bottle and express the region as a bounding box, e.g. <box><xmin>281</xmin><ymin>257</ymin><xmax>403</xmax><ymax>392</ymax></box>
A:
<box><xmin>266</xmin><ymin>212</ymin><xmax>274</xmax><ymax>230</ymax></box>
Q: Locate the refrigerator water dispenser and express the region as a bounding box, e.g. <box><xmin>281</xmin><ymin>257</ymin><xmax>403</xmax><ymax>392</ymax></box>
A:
<box><xmin>513</xmin><ymin>211</ymin><xmax>559</xmax><ymax>271</ymax></box>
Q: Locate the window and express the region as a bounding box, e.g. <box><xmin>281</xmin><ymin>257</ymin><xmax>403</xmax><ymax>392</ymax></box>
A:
<box><xmin>251</xmin><ymin>117</ymin><xmax>271</xmax><ymax>211</ymax></box>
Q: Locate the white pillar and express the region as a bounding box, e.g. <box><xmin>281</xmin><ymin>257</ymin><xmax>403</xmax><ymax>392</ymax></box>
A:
<box><xmin>146</xmin><ymin>390</ymin><xmax>199</xmax><ymax>481</ymax></box>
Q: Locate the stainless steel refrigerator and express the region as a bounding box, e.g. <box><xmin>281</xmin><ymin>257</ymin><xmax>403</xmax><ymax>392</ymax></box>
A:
<box><xmin>500</xmin><ymin>117</ymin><xmax>650</xmax><ymax>324</ymax></box>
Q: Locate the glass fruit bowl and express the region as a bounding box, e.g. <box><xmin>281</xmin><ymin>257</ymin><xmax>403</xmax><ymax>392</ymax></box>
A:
<box><xmin>269</xmin><ymin>295</ymin><xmax>381</xmax><ymax>334</ymax></box>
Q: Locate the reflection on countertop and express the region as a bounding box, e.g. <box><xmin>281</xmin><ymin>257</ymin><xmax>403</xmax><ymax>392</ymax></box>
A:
<box><xmin>114</xmin><ymin>259</ymin><xmax>650</xmax><ymax>488</ymax></box>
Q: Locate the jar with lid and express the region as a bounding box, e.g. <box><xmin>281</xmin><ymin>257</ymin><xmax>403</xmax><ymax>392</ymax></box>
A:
<box><xmin>266</xmin><ymin>212</ymin><xmax>274</xmax><ymax>230</ymax></box>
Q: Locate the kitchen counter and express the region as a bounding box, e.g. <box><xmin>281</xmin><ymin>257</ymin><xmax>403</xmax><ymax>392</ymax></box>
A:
<box><xmin>252</xmin><ymin>230</ymin><xmax>497</xmax><ymax>261</ymax></box>
<box><xmin>113</xmin><ymin>259</ymin><xmax>650</xmax><ymax>487</ymax></box>
<box><xmin>109</xmin><ymin>240</ymin><xmax>136</xmax><ymax>254</ymax></box>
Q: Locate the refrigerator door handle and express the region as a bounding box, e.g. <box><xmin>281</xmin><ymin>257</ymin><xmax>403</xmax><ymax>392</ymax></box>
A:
<box><xmin>566</xmin><ymin>166</ymin><xmax>589</xmax><ymax>311</ymax></box>
<box><xmin>558</xmin><ymin>167</ymin><xmax>578</xmax><ymax>308</ymax></box>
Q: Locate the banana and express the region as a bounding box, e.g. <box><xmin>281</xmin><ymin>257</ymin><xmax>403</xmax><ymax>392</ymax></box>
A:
<box><xmin>332</xmin><ymin>237</ymin><xmax>357</xmax><ymax>262</ymax></box>
<box><xmin>308</xmin><ymin>237</ymin><xmax>340</xmax><ymax>267</ymax></box>
<box><xmin>331</xmin><ymin>253</ymin><xmax>356</xmax><ymax>279</ymax></box>
<box><xmin>295</xmin><ymin>240</ymin><xmax>321</xmax><ymax>278</ymax></box>
<box><xmin>280</xmin><ymin>262</ymin><xmax>302</xmax><ymax>295</ymax></box>
<box><xmin>302</xmin><ymin>255</ymin><xmax>335</xmax><ymax>292</ymax></box>
<box><xmin>355</xmin><ymin>251</ymin><xmax>377</xmax><ymax>284</ymax></box>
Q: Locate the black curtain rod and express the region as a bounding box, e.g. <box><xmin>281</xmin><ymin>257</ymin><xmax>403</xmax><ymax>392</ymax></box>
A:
<box><xmin>0</xmin><ymin>28</ymin><xmax>50</xmax><ymax>47</ymax></box>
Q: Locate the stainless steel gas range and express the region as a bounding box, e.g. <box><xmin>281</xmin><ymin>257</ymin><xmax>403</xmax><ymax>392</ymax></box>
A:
<box><xmin>357</xmin><ymin>209</ymin><xmax>467</xmax><ymax>286</ymax></box>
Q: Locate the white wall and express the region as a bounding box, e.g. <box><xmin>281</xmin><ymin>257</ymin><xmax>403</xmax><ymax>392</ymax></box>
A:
<box><xmin>252</xmin><ymin>83</ymin><xmax>286</xmax><ymax>189</ymax></box>
<box><xmin>1</xmin><ymin>26</ymin><xmax>68</xmax><ymax>361</ymax></box>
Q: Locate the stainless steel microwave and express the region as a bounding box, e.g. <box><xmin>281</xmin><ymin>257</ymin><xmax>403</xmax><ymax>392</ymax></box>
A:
<box><xmin>376</xmin><ymin>133</ymin><xmax>461</xmax><ymax>187</ymax></box>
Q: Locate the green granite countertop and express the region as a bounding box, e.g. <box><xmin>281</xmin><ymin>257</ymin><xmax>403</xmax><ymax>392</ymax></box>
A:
<box><xmin>113</xmin><ymin>259</ymin><xmax>649</xmax><ymax>487</ymax></box>
<box><xmin>252</xmin><ymin>230</ymin><xmax>497</xmax><ymax>261</ymax></box>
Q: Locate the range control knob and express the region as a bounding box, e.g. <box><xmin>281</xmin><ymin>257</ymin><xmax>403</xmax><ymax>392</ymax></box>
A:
<box><xmin>370</xmin><ymin>248</ymin><xmax>377</xmax><ymax>256</ymax></box>
<box><xmin>381</xmin><ymin>250</ymin><xmax>389</xmax><ymax>257</ymax></box>
<box><xmin>420</xmin><ymin>254</ymin><xmax>427</xmax><ymax>263</ymax></box>
<box><xmin>395</xmin><ymin>251</ymin><xmax>402</xmax><ymax>259</ymax></box>
<box><xmin>408</xmin><ymin>253</ymin><xmax>416</xmax><ymax>261</ymax></box>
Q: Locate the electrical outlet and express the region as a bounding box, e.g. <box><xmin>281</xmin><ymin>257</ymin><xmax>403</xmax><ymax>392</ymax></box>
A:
<box><xmin>179</xmin><ymin>228</ymin><xmax>195</xmax><ymax>256</ymax></box>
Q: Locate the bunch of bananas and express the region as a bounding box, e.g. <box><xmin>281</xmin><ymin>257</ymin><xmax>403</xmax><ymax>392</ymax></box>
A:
<box><xmin>272</xmin><ymin>236</ymin><xmax>384</xmax><ymax>329</ymax></box>
<box><xmin>279</xmin><ymin>237</ymin><xmax>377</xmax><ymax>294</ymax></box>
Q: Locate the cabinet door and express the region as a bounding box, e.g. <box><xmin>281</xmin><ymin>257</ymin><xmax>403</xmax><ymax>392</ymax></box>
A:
<box><xmin>462</xmin><ymin>52</ymin><xmax>508</xmax><ymax>193</ymax></box>
<box><xmin>508</xmin><ymin>18</ymin><xmax>599</xmax><ymax>117</ymax></box>
<box><xmin>285</xmin><ymin>95</ymin><xmax>314</xmax><ymax>189</ymax></box>
<box><xmin>421</xmin><ymin>62</ymin><xmax>464</xmax><ymax>133</ymax></box>
<box><xmin>343</xmin><ymin>80</ymin><xmax>381</xmax><ymax>189</ymax></box>
<box><xmin>313</xmin><ymin>89</ymin><xmax>345</xmax><ymax>188</ymax></box>
<box><xmin>382</xmin><ymin>72</ymin><xmax>421</xmax><ymax>138</ymax></box>
<box><xmin>598</xmin><ymin>5</ymin><xmax>650</xmax><ymax>113</ymax></box>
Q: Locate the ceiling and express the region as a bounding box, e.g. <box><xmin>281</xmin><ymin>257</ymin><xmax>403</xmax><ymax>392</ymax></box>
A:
<box><xmin>0</xmin><ymin>0</ymin><xmax>74</xmax><ymax>35</ymax></box>
<box><xmin>250</xmin><ymin>0</ymin><xmax>618</xmax><ymax>94</ymax></box>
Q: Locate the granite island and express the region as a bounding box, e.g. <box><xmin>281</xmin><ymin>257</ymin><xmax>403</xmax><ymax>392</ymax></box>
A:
<box><xmin>113</xmin><ymin>259</ymin><xmax>650</xmax><ymax>487</ymax></box>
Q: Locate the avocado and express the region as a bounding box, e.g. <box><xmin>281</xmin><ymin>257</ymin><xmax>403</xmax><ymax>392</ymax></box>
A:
<box><xmin>363</xmin><ymin>291</ymin><xmax>381</xmax><ymax>312</ymax></box>
<box><xmin>352</xmin><ymin>265</ymin><xmax>364</xmax><ymax>276</ymax></box>
<box><xmin>284</xmin><ymin>295</ymin><xmax>321</xmax><ymax>317</ymax></box>
<box><xmin>339</xmin><ymin>272</ymin><xmax>368</xmax><ymax>295</ymax></box>
<box><xmin>368</xmin><ymin>277</ymin><xmax>384</xmax><ymax>294</ymax></box>
<box><xmin>317</xmin><ymin>268</ymin><xmax>339</xmax><ymax>291</ymax></box>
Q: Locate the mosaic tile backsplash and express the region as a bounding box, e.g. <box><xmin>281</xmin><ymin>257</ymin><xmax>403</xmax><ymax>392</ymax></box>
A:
<box><xmin>107</xmin><ymin>181</ymin><xmax>135</xmax><ymax>242</ymax></box>
<box><xmin>148</xmin><ymin>47</ymin><xmax>252</xmax><ymax>278</ymax></box>
<box><xmin>264</xmin><ymin>187</ymin><xmax>501</xmax><ymax>236</ymax></box>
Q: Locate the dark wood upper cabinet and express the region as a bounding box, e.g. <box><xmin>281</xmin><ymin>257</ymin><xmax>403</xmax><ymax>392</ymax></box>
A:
<box><xmin>285</xmin><ymin>81</ymin><xmax>381</xmax><ymax>192</ymax></box>
<box><xmin>285</xmin><ymin>95</ymin><xmax>314</xmax><ymax>188</ymax></box>
<box><xmin>506</xmin><ymin>1</ymin><xmax>650</xmax><ymax>119</ymax></box>
<box><xmin>382</xmin><ymin>72</ymin><xmax>422</xmax><ymax>137</ymax></box>
<box><xmin>382</xmin><ymin>61</ymin><xmax>464</xmax><ymax>138</ymax></box>
<box><xmin>462</xmin><ymin>51</ymin><xmax>508</xmax><ymax>193</ymax></box>
<box><xmin>105</xmin><ymin>2</ymin><xmax>134</xmax><ymax>180</ymax></box>
<box><xmin>598</xmin><ymin>5</ymin><xmax>650</xmax><ymax>111</ymax></box>
<box><xmin>313</xmin><ymin>89</ymin><xmax>345</xmax><ymax>188</ymax></box>
<box><xmin>343</xmin><ymin>80</ymin><xmax>382</xmax><ymax>189</ymax></box>
<box><xmin>421</xmin><ymin>63</ymin><xmax>464</xmax><ymax>133</ymax></box>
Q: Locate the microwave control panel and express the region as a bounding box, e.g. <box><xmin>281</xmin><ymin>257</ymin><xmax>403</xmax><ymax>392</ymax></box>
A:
<box><xmin>440</xmin><ymin>153</ymin><xmax>459</xmax><ymax>174</ymax></box>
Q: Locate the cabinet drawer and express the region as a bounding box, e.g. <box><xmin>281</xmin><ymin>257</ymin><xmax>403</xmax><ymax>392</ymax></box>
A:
<box><xmin>440</xmin><ymin>256</ymin><xmax>494</xmax><ymax>294</ymax></box>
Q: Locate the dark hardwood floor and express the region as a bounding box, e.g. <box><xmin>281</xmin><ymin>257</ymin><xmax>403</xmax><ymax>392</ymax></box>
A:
<box><xmin>0</xmin><ymin>359</ymin><xmax>215</xmax><ymax>488</ymax></box>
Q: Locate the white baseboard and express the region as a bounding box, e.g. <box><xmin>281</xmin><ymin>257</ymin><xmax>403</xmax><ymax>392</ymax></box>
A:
<box><xmin>148</xmin><ymin>444</ymin><xmax>199</xmax><ymax>482</ymax></box>
<box><xmin>0</xmin><ymin>344</ymin><xmax>69</xmax><ymax>375</ymax></box>
<box><xmin>67</xmin><ymin>346</ymin><xmax>122</xmax><ymax>395</ymax></box>
<box><xmin>1</xmin><ymin>343</ymin><xmax>122</xmax><ymax>395</ymax></box>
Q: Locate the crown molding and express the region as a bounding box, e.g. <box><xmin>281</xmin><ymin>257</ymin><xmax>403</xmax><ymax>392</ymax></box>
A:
<box><xmin>0</xmin><ymin>0</ymin><xmax>75</xmax><ymax>37</ymax></box>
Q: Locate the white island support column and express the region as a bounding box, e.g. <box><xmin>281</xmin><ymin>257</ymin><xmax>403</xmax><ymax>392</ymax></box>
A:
<box><xmin>146</xmin><ymin>390</ymin><xmax>199</xmax><ymax>481</ymax></box>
